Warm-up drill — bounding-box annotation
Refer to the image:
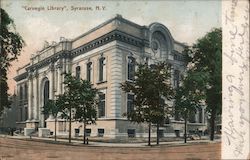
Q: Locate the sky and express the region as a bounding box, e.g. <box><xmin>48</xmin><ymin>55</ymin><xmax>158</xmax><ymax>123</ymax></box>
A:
<box><xmin>2</xmin><ymin>0</ymin><xmax>221</xmax><ymax>94</ymax></box>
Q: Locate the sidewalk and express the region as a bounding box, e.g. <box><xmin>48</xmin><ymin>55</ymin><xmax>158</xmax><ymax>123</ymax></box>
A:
<box><xmin>0</xmin><ymin>134</ymin><xmax>221</xmax><ymax>148</ymax></box>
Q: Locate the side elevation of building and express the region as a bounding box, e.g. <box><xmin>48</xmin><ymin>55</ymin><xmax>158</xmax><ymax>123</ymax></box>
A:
<box><xmin>14</xmin><ymin>15</ymin><xmax>207</xmax><ymax>138</ymax></box>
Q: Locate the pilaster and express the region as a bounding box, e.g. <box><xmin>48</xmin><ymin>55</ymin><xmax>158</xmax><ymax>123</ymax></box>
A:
<box><xmin>109</xmin><ymin>48</ymin><xmax>122</xmax><ymax>118</ymax></box>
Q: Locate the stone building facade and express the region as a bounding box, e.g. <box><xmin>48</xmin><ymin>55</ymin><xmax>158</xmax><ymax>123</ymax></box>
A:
<box><xmin>14</xmin><ymin>15</ymin><xmax>207</xmax><ymax>138</ymax></box>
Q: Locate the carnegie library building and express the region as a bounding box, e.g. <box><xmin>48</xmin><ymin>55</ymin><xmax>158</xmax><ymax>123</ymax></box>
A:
<box><xmin>14</xmin><ymin>15</ymin><xmax>207</xmax><ymax>138</ymax></box>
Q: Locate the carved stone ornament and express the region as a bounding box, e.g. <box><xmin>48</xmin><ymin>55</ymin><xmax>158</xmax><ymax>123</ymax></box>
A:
<box><xmin>49</xmin><ymin>63</ymin><xmax>55</xmax><ymax>71</ymax></box>
<box><xmin>27</xmin><ymin>70</ymin><xmax>33</xmax><ymax>80</ymax></box>
<box><xmin>151</xmin><ymin>40</ymin><xmax>160</xmax><ymax>53</ymax></box>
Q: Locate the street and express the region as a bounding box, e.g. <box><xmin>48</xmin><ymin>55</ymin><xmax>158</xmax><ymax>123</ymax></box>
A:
<box><xmin>0</xmin><ymin>137</ymin><xmax>220</xmax><ymax>160</ymax></box>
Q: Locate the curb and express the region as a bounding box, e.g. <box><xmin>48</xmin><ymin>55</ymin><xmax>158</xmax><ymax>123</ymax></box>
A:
<box><xmin>0</xmin><ymin>135</ymin><xmax>221</xmax><ymax>148</ymax></box>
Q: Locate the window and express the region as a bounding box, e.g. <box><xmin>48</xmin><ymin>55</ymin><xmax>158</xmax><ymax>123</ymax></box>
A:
<box><xmin>55</xmin><ymin>70</ymin><xmax>58</xmax><ymax>91</ymax></box>
<box><xmin>76</xmin><ymin>66</ymin><xmax>81</xmax><ymax>80</ymax></box>
<box><xmin>128</xmin><ymin>56</ymin><xmax>135</xmax><ymax>81</ymax></box>
<box><xmin>20</xmin><ymin>108</ymin><xmax>23</xmax><ymax>121</ymax></box>
<box><xmin>87</xmin><ymin>62</ymin><xmax>92</xmax><ymax>82</ymax></box>
<box><xmin>86</xmin><ymin>129</ymin><xmax>91</xmax><ymax>136</ymax></box>
<box><xmin>188</xmin><ymin>113</ymin><xmax>196</xmax><ymax>123</ymax></box>
<box><xmin>127</xmin><ymin>94</ymin><xmax>134</xmax><ymax>113</ymax></box>
<box><xmin>158</xmin><ymin>129</ymin><xmax>164</xmax><ymax>138</ymax></box>
<box><xmin>25</xmin><ymin>107</ymin><xmax>28</xmax><ymax>120</ymax></box>
<box><xmin>199</xmin><ymin>108</ymin><xmax>203</xmax><ymax>123</ymax></box>
<box><xmin>174</xmin><ymin>107</ymin><xmax>180</xmax><ymax>121</ymax></box>
<box><xmin>98</xmin><ymin>93</ymin><xmax>105</xmax><ymax>118</ymax></box>
<box><xmin>24</xmin><ymin>84</ymin><xmax>28</xmax><ymax>100</ymax></box>
<box><xmin>174</xmin><ymin>70</ymin><xmax>180</xmax><ymax>88</ymax></box>
<box><xmin>75</xmin><ymin>129</ymin><xmax>80</xmax><ymax>133</ymax></box>
<box><xmin>127</xmin><ymin>129</ymin><xmax>136</xmax><ymax>137</ymax></box>
<box><xmin>99</xmin><ymin>57</ymin><xmax>106</xmax><ymax>82</ymax></box>
<box><xmin>19</xmin><ymin>86</ymin><xmax>23</xmax><ymax>101</ymax></box>
<box><xmin>98</xmin><ymin>129</ymin><xmax>104</xmax><ymax>137</ymax></box>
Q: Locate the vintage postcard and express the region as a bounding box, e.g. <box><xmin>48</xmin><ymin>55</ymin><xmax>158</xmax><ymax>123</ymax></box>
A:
<box><xmin>0</xmin><ymin>0</ymin><xmax>249</xmax><ymax>159</ymax></box>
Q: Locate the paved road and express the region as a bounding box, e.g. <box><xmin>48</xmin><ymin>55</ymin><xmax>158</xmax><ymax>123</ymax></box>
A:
<box><xmin>0</xmin><ymin>137</ymin><xmax>221</xmax><ymax>160</ymax></box>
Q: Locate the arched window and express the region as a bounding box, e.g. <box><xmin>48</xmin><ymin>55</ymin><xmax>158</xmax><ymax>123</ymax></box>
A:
<box><xmin>99</xmin><ymin>57</ymin><xmax>106</xmax><ymax>82</ymax></box>
<box><xmin>128</xmin><ymin>56</ymin><xmax>135</xmax><ymax>81</ymax></box>
<box><xmin>76</xmin><ymin>66</ymin><xmax>81</xmax><ymax>80</ymax></box>
<box><xmin>87</xmin><ymin>62</ymin><xmax>92</xmax><ymax>82</ymax></box>
<box><xmin>44</xmin><ymin>81</ymin><xmax>49</xmax><ymax>105</ymax></box>
<box><xmin>43</xmin><ymin>80</ymin><xmax>50</xmax><ymax>127</ymax></box>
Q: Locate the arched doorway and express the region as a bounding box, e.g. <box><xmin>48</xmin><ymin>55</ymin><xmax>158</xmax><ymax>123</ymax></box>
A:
<box><xmin>43</xmin><ymin>79</ymin><xmax>50</xmax><ymax>127</ymax></box>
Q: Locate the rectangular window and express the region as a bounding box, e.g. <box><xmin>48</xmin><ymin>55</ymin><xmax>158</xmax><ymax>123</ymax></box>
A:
<box><xmin>24</xmin><ymin>84</ymin><xmax>28</xmax><ymax>100</ymax></box>
<box><xmin>25</xmin><ymin>107</ymin><xmax>28</xmax><ymax>120</ymax></box>
<box><xmin>20</xmin><ymin>108</ymin><xmax>23</xmax><ymax>121</ymax></box>
<box><xmin>158</xmin><ymin>129</ymin><xmax>164</xmax><ymax>138</ymax></box>
<box><xmin>174</xmin><ymin>70</ymin><xmax>180</xmax><ymax>88</ymax></box>
<box><xmin>174</xmin><ymin>109</ymin><xmax>180</xmax><ymax>121</ymax></box>
<box><xmin>127</xmin><ymin>94</ymin><xmax>134</xmax><ymax>113</ymax></box>
<box><xmin>128</xmin><ymin>57</ymin><xmax>135</xmax><ymax>81</ymax></box>
<box><xmin>54</xmin><ymin>69</ymin><xmax>58</xmax><ymax>91</ymax></box>
<box><xmin>99</xmin><ymin>57</ymin><xmax>106</xmax><ymax>82</ymax></box>
<box><xmin>199</xmin><ymin>108</ymin><xmax>203</xmax><ymax>123</ymax></box>
<box><xmin>19</xmin><ymin>86</ymin><xmax>23</xmax><ymax>101</ymax></box>
<box><xmin>98</xmin><ymin>93</ymin><xmax>105</xmax><ymax>118</ymax></box>
<box><xmin>127</xmin><ymin>129</ymin><xmax>136</xmax><ymax>137</ymax></box>
<box><xmin>76</xmin><ymin>66</ymin><xmax>81</xmax><ymax>80</ymax></box>
<box><xmin>188</xmin><ymin>113</ymin><xmax>196</xmax><ymax>123</ymax></box>
<box><xmin>98</xmin><ymin>129</ymin><xmax>104</xmax><ymax>137</ymax></box>
<box><xmin>86</xmin><ymin>129</ymin><xmax>91</xmax><ymax>136</ymax></box>
<box><xmin>87</xmin><ymin>62</ymin><xmax>92</xmax><ymax>82</ymax></box>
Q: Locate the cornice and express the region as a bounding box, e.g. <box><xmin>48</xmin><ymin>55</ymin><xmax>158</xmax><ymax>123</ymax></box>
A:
<box><xmin>71</xmin><ymin>30</ymin><xmax>147</xmax><ymax>58</ymax></box>
<box><xmin>26</xmin><ymin>50</ymin><xmax>71</xmax><ymax>71</ymax></box>
<box><xmin>18</xmin><ymin>30</ymin><xmax>149</xmax><ymax>75</ymax></box>
<box><xmin>14</xmin><ymin>72</ymin><xmax>28</xmax><ymax>82</ymax></box>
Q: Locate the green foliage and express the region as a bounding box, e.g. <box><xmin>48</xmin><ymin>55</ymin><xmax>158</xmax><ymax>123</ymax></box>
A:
<box><xmin>121</xmin><ymin>62</ymin><xmax>174</xmax><ymax>125</ymax></box>
<box><xmin>0</xmin><ymin>9</ymin><xmax>25</xmax><ymax>115</ymax></box>
<box><xmin>0</xmin><ymin>69</ymin><xmax>11</xmax><ymax>115</ymax></box>
<box><xmin>187</xmin><ymin>28</ymin><xmax>222</xmax><ymax>115</ymax></box>
<box><xmin>60</xmin><ymin>73</ymin><xmax>98</xmax><ymax>123</ymax></box>
<box><xmin>183</xmin><ymin>28</ymin><xmax>222</xmax><ymax>140</ymax></box>
<box><xmin>0</xmin><ymin>8</ymin><xmax>25</xmax><ymax>69</ymax></box>
<box><xmin>174</xmin><ymin>70</ymin><xmax>207</xmax><ymax>119</ymax></box>
<box><xmin>42</xmin><ymin>99</ymin><xmax>61</xmax><ymax>118</ymax></box>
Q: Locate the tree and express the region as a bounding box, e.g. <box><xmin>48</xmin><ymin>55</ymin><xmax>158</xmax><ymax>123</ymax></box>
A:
<box><xmin>74</xmin><ymin>79</ymin><xmax>98</xmax><ymax>144</ymax></box>
<box><xmin>121</xmin><ymin>62</ymin><xmax>174</xmax><ymax>146</ymax></box>
<box><xmin>59</xmin><ymin>73</ymin><xmax>80</xmax><ymax>143</ymax></box>
<box><xmin>186</xmin><ymin>28</ymin><xmax>222</xmax><ymax>141</ymax></box>
<box><xmin>174</xmin><ymin>70</ymin><xmax>207</xmax><ymax>143</ymax></box>
<box><xmin>42</xmin><ymin>98</ymin><xmax>63</xmax><ymax>141</ymax></box>
<box><xmin>60</xmin><ymin>73</ymin><xmax>97</xmax><ymax>144</ymax></box>
<box><xmin>0</xmin><ymin>9</ymin><xmax>25</xmax><ymax>115</ymax></box>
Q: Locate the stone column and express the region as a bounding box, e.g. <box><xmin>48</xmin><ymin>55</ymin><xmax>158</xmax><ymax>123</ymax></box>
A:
<box><xmin>34</xmin><ymin>71</ymin><xmax>39</xmax><ymax>120</ymax></box>
<box><xmin>57</xmin><ymin>61</ymin><xmax>63</xmax><ymax>95</ymax></box>
<box><xmin>27</xmin><ymin>71</ymin><xmax>34</xmax><ymax>120</ymax></box>
<box><xmin>48</xmin><ymin>63</ymin><xmax>55</xmax><ymax>100</ymax></box>
<box><xmin>61</xmin><ymin>58</ymin><xmax>66</xmax><ymax>93</ymax></box>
